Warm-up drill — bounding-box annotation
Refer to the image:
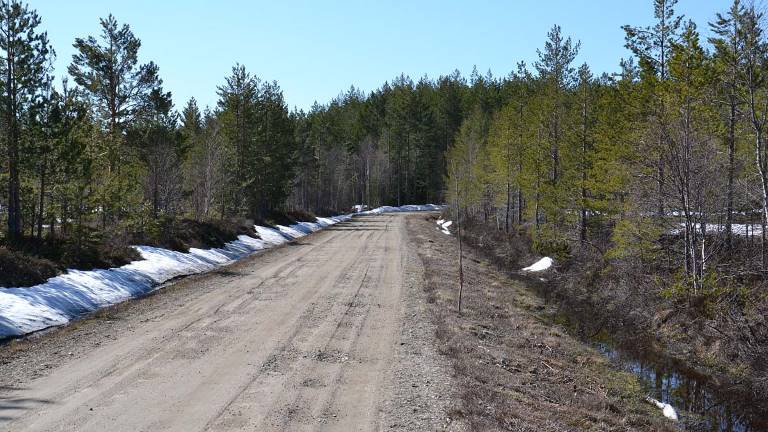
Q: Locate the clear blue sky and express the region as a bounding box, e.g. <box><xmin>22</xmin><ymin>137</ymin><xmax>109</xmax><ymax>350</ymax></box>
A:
<box><xmin>35</xmin><ymin>0</ymin><xmax>731</xmax><ymax>112</ymax></box>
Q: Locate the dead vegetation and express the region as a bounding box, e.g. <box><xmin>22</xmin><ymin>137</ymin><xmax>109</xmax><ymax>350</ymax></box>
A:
<box><xmin>408</xmin><ymin>214</ymin><xmax>674</xmax><ymax>431</ymax></box>
<box><xmin>128</xmin><ymin>217</ymin><xmax>258</xmax><ymax>252</ymax></box>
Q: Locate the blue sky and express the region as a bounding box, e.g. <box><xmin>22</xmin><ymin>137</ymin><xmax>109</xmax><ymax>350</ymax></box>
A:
<box><xmin>35</xmin><ymin>0</ymin><xmax>732</xmax><ymax>112</ymax></box>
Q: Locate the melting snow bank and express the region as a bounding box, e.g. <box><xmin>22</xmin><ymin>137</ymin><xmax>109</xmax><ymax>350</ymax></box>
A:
<box><xmin>0</xmin><ymin>205</ymin><xmax>441</xmax><ymax>339</ymax></box>
<box><xmin>521</xmin><ymin>257</ymin><xmax>554</xmax><ymax>272</ymax></box>
<box><xmin>359</xmin><ymin>204</ymin><xmax>443</xmax><ymax>215</ymax></box>
<box><xmin>644</xmin><ymin>397</ymin><xmax>679</xmax><ymax>421</ymax></box>
<box><xmin>0</xmin><ymin>215</ymin><xmax>350</xmax><ymax>339</ymax></box>
<box><xmin>671</xmin><ymin>222</ymin><xmax>763</xmax><ymax>237</ymax></box>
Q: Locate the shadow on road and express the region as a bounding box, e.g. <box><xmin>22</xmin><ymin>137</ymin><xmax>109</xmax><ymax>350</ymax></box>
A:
<box><xmin>0</xmin><ymin>386</ymin><xmax>54</xmax><ymax>422</ymax></box>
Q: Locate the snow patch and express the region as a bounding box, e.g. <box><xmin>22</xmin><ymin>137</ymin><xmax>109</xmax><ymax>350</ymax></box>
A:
<box><xmin>521</xmin><ymin>257</ymin><xmax>553</xmax><ymax>272</ymax></box>
<box><xmin>435</xmin><ymin>219</ymin><xmax>453</xmax><ymax>235</ymax></box>
<box><xmin>671</xmin><ymin>223</ymin><xmax>763</xmax><ymax>237</ymax></box>
<box><xmin>645</xmin><ymin>397</ymin><xmax>679</xmax><ymax>421</ymax></box>
<box><xmin>360</xmin><ymin>204</ymin><xmax>443</xmax><ymax>215</ymax></box>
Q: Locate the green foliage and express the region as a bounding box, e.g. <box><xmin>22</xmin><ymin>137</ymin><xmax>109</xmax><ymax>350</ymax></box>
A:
<box><xmin>532</xmin><ymin>226</ymin><xmax>572</xmax><ymax>262</ymax></box>
<box><xmin>0</xmin><ymin>0</ymin><xmax>55</xmax><ymax>238</ymax></box>
<box><xmin>0</xmin><ymin>247</ymin><xmax>59</xmax><ymax>287</ymax></box>
<box><xmin>1</xmin><ymin>0</ymin><xmax>767</xmax><ymax>312</ymax></box>
<box><xmin>606</xmin><ymin>217</ymin><xmax>662</xmax><ymax>262</ymax></box>
<box><xmin>69</xmin><ymin>14</ymin><xmax>161</xmax><ymax>135</ymax></box>
<box><xmin>661</xmin><ymin>270</ymin><xmax>731</xmax><ymax>317</ymax></box>
<box><xmin>446</xmin><ymin>106</ymin><xmax>490</xmax><ymax>211</ymax></box>
<box><xmin>217</xmin><ymin>65</ymin><xmax>298</xmax><ymax>217</ymax></box>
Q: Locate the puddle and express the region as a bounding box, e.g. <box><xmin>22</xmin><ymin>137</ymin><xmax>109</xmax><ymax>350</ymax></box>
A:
<box><xmin>595</xmin><ymin>340</ymin><xmax>767</xmax><ymax>431</ymax></box>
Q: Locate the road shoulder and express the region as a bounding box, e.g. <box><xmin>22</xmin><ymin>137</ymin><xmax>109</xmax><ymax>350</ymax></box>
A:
<box><xmin>377</xmin><ymin>214</ymin><xmax>467</xmax><ymax>431</ymax></box>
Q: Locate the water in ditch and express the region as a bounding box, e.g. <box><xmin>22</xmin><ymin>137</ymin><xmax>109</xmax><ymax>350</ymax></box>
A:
<box><xmin>595</xmin><ymin>340</ymin><xmax>766</xmax><ymax>431</ymax></box>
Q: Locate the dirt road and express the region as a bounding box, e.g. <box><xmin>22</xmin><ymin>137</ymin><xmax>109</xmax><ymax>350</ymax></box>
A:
<box><xmin>0</xmin><ymin>214</ymin><xmax>459</xmax><ymax>431</ymax></box>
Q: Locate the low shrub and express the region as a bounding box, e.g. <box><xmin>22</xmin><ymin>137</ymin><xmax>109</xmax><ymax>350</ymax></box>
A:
<box><xmin>130</xmin><ymin>217</ymin><xmax>257</xmax><ymax>253</ymax></box>
<box><xmin>0</xmin><ymin>247</ymin><xmax>59</xmax><ymax>287</ymax></box>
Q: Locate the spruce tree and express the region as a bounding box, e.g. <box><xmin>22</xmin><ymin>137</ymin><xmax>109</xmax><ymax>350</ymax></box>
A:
<box><xmin>217</xmin><ymin>64</ymin><xmax>259</xmax><ymax>216</ymax></box>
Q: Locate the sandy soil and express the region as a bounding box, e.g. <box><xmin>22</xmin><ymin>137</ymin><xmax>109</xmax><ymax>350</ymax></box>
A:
<box><xmin>0</xmin><ymin>214</ymin><xmax>460</xmax><ymax>432</ymax></box>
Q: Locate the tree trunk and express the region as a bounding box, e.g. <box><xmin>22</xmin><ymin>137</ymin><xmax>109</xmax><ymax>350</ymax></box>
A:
<box><xmin>755</xmin><ymin>127</ymin><xmax>768</xmax><ymax>273</ymax></box>
<box><xmin>762</xmin><ymin>212</ymin><xmax>768</xmax><ymax>271</ymax></box>
<box><xmin>6</xmin><ymin>45</ymin><xmax>21</xmax><ymax>241</ymax></box>
<box><xmin>726</xmin><ymin>100</ymin><xmax>736</xmax><ymax>252</ymax></box>
<box><xmin>454</xmin><ymin>169</ymin><xmax>464</xmax><ymax>314</ymax></box>
<box><xmin>657</xmin><ymin>151</ymin><xmax>665</xmax><ymax>218</ymax></box>
<box><xmin>517</xmin><ymin>154</ymin><xmax>524</xmax><ymax>225</ymax></box>
<box><xmin>505</xmin><ymin>180</ymin><xmax>511</xmax><ymax>234</ymax></box>
<box><xmin>505</xmin><ymin>137</ymin><xmax>511</xmax><ymax>233</ymax></box>
<box><xmin>37</xmin><ymin>155</ymin><xmax>47</xmax><ymax>239</ymax></box>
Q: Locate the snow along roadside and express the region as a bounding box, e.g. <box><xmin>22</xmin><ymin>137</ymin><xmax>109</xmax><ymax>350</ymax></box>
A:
<box><xmin>0</xmin><ymin>215</ymin><xmax>347</xmax><ymax>339</ymax></box>
<box><xmin>358</xmin><ymin>204</ymin><xmax>443</xmax><ymax>215</ymax></box>
<box><xmin>0</xmin><ymin>205</ymin><xmax>443</xmax><ymax>339</ymax></box>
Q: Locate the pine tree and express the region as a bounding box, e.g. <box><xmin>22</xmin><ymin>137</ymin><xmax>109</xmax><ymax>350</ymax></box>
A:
<box><xmin>664</xmin><ymin>21</ymin><xmax>718</xmax><ymax>292</ymax></box>
<box><xmin>486</xmin><ymin>63</ymin><xmax>532</xmax><ymax>232</ymax></box>
<box><xmin>69</xmin><ymin>14</ymin><xmax>161</xmax><ymax>225</ymax></box>
<box><xmin>710</xmin><ymin>0</ymin><xmax>746</xmax><ymax>251</ymax></box>
<box><xmin>534</xmin><ymin>25</ymin><xmax>580</xmax><ymax>229</ymax></box>
<box><xmin>576</xmin><ymin>63</ymin><xmax>596</xmax><ymax>242</ymax></box>
<box><xmin>622</xmin><ymin>0</ymin><xmax>683</xmax><ymax>80</ymax></box>
<box><xmin>47</xmin><ymin>81</ymin><xmax>94</xmax><ymax>244</ymax></box>
<box><xmin>69</xmin><ymin>14</ymin><xmax>161</xmax><ymax>170</ymax></box>
<box><xmin>623</xmin><ymin>0</ymin><xmax>684</xmax><ymax>217</ymax></box>
<box><xmin>446</xmin><ymin>106</ymin><xmax>490</xmax><ymax>218</ymax></box>
<box><xmin>590</xmin><ymin>59</ymin><xmax>637</xmax><ymax>220</ymax></box>
<box><xmin>257</xmin><ymin>80</ymin><xmax>297</xmax><ymax>214</ymax></box>
<box><xmin>0</xmin><ymin>0</ymin><xmax>54</xmax><ymax>239</ymax></box>
<box><xmin>386</xmin><ymin>75</ymin><xmax>415</xmax><ymax>205</ymax></box>
<box><xmin>535</xmin><ymin>25</ymin><xmax>579</xmax><ymax>185</ymax></box>
<box><xmin>738</xmin><ymin>4</ymin><xmax>768</xmax><ymax>269</ymax></box>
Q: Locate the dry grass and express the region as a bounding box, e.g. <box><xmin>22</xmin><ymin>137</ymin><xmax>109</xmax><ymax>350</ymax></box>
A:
<box><xmin>407</xmin><ymin>215</ymin><xmax>675</xmax><ymax>431</ymax></box>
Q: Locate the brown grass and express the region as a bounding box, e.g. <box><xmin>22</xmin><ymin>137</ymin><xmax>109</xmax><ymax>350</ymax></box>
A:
<box><xmin>407</xmin><ymin>214</ymin><xmax>674</xmax><ymax>431</ymax></box>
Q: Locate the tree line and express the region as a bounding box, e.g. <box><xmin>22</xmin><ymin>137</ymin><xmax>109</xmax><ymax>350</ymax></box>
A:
<box><xmin>0</xmin><ymin>3</ymin><xmax>304</xmax><ymax>247</ymax></box>
<box><xmin>443</xmin><ymin>0</ymin><xmax>768</xmax><ymax>297</ymax></box>
<box><xmin>4</xmin><ymin>0</ymin><xmax>768</xmax><ymax>300</ymax></box>
<box><xmin>0</xmin><ymin>0</ymin><xmax>492</xmax><ymax>249</ymax></box>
